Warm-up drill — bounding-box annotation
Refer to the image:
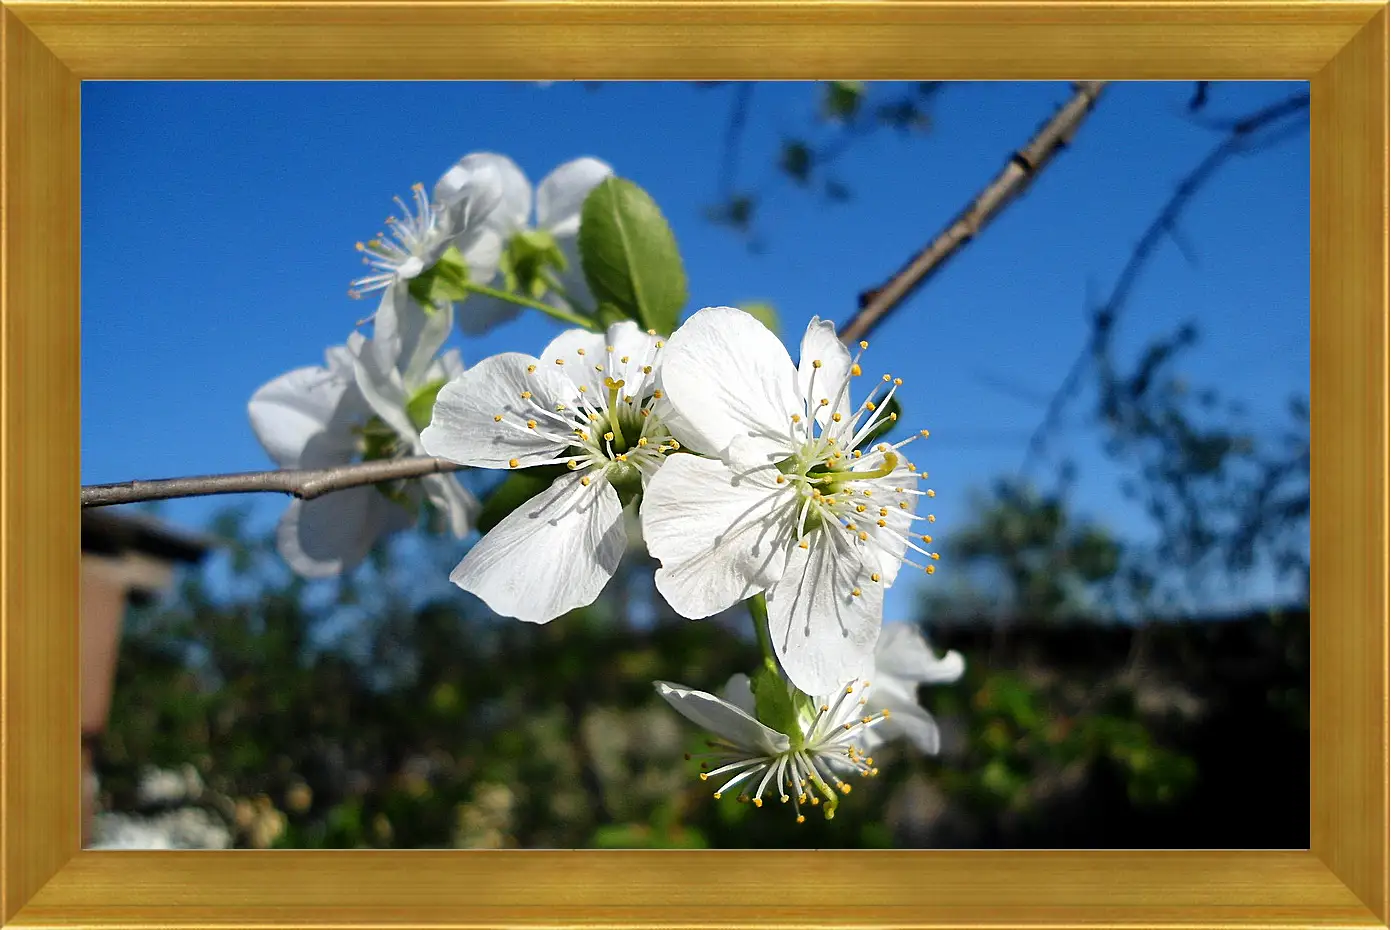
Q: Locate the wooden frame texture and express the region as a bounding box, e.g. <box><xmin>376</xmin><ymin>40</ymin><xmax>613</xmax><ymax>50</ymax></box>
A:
<box><xmin>2</xmin><ymin>2</ymin><xmax>1387</xmax><ymax>928</ymax></box>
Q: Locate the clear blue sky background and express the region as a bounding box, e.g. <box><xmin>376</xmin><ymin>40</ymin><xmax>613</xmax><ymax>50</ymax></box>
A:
<box><xmin>81</xmin><ymin>81</ymin><xmax>1309</xmax><ymax>621</ymax></box>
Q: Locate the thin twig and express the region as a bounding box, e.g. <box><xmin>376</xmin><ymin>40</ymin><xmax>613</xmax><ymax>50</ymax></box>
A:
<box><xmin>839</xmin><ymin>81</ymin><xmax>1109</xmax><ymax>346</ymax></box>
<box><xmin>82</xmin><ymin>457</ymin><xmax>464</xmax><ymax>509</ymax></box>
<box><xmin>1016</xmin><ymin>90</ymin><xmax>1310</xmax><ymax>478</ymax></box>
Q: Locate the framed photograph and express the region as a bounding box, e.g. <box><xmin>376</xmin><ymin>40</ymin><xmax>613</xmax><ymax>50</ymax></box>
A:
<box><xmin>2</xmin><ymin>2</ymin><xmax>1386</xmax><ymax>928</ymax></box>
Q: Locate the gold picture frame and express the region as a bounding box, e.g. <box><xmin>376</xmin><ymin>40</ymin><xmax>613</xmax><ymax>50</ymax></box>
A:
<box><xmin>2</xmin><ymin>2</ymin><xmax>1386</xmax><ymax>927</ymax></box>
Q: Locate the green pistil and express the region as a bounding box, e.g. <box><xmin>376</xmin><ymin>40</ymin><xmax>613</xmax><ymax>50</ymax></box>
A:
<box><xmin>603</xmin><ymin>377</ymin><xmax>629</xmax><ymax>453</ymax></box>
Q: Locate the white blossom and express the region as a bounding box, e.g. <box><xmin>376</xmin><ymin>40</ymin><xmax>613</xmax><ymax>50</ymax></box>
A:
<box><xmin>420</xmin><ymin>321</ymin><xmax>675</xmax><ymax>623</ymax></box>
<box><xmin>641</xmin><ymin>307</ymin><xmax>938</xmax><ymax>696</ymax></box>
<box><xmin>349</xmin><ymin>166</ymin><xmax>504</xmax><ymax>305</ymax></box>
<box><xmin>433</xmin><ymin>153</ymin><xmax>613</xmax><ymax>333</ymax></box>
<box><xmin>248</xmin><ymin>289</ymin><xmax>477</xmax><ymax>577</ymax></box>
<box><xmin>860</xmin><ymin>622</ymin><xmax>965</xmax><ymax>755</ymax></box>
<box><xmin>655</xmin><ymin>676</ymin><xmax>891</xmax><ymax>822</ymax></box>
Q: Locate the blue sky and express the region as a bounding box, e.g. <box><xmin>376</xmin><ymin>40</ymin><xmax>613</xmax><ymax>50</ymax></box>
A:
<box><xmin>81</xmin><ymin>81</ymin><xmax>1309</xmax><ymax>620</ymax></box>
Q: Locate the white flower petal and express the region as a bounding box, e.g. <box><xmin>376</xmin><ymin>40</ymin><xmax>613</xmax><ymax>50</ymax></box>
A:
<box><xmin>642</xmin><ymin>453</ymin><xmax>795</xmax><ymax>619</ymax></box>
<box><xmin>370</xmin><ymin>283</ymin><xmax>454</xmax><ymax>394</ymax></box>
<box><xmin>455</xmin><ymin>225</ymin><xmax>505</xmax><ymax>299</ymax></box>
<box><xmin>765</xmin><ymin>532</ymin><xmax>882</xmax><ymax>696</ymax></box>
<box><xmin>436</xmin><ymin>153</ymin><xmax>530</xmax><ymax>235</ymax></box>
<box><xmin>721</xmin><ymin>673</ymin><xmax>758</xmax><ymax>716</ymax></box>
<box><xmin>421</xmin><ymin>352</ymin><xmax>578</xmax><ymax>469</ymax></box>
<box><xmin>871</xmin><ymin>689</ymin><xmax>943</xmax><ymax>755</ymax></box>
<box><xmin>654</xmin><ymin>681</ymin><xmax>790</xmax><ymax>755</ymax></box>
<box><xmin>546</xmin><ymin>235</ymin><xmax>599</xmax><ymax>312</ymax></box>
<box><xmin>798</xmin><ymin>316</ymin><xmax>854</xmax><ymax>429</ymax></box>
<box><xmin>421</xmin><ymin>472</ymin><xmax>479</xmax><ymax>538</ymax></box>
<box><xmin>277</xmin><ymin>487</ymin><xmax>414</xmax><ymax>578</ymax></box>
<box><xmin>657</xmin><ymin>306</ymin><xmax>801</xmax><ymax>462</ymax></box>
<box><xmin>348</xmin><ymin>330</ymin><xmax>419</xmax><ymax>450</ymax></box>
<box><xmin>875</xmin><ymin>622</ymin><xmax>966</xmax><ymax>684</ymax></box>
<box><xmin>535</xmin><ymin>157</ymin><xmax>613</xmax><ymax>238</ymax></box>
<box><xmin>248</xmin><ymin>357</ymin><xmax>365</xmax><ymax>469</ymax></box>
<box><xmin>449</xmin><ymin>471</ymin><xmax>625</xmax><ymax>623</ymax></box>
<box><xmin>541</xmin><ymin>321</ymin><xmax>661</xmax><ymax>398</ymax></box>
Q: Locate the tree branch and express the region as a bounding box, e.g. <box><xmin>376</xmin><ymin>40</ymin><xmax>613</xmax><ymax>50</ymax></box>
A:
<box><xmin>839</xmin><ymin>81</ymin><xmax>1109</xmax><ymax>346</ymax></box>
<box><xmin>82</xmin><ymin>457</ymin><xmax>464</xmax><ymax>509</ymax></box>
<box><xmin>83</xmin><ymin>83</ymin><xmax>1107</xmax><ymax>510</ymax></box>
<box><xmin>1016</xmin><ymin>90</ymin><xmax>1310</xmax><ymax>478</ymax></box>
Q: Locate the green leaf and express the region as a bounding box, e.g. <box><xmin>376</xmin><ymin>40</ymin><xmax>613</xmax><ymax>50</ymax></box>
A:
<box><xmin>578</xmin><ymin>177</ymin><xmax>688</xmax><ymax>337</ymax></box>
<box><xmin>405</xmin><ymin>378</ymin><xmax>449</xmax><ymax>434</ymax></box>
<box><xmin>740</xmin><ymin>302</ymin><xmax>780</xmax><ymax>336</ymax></box>
<box><xmin>822</xmin><ymin>81</ymin><xmax>865</xmax><ymax>123</ymax></box>
<box><xmin>476</xmin><ymin>466</ymin><xmax>567</xmax><ymax>534</ymax></box>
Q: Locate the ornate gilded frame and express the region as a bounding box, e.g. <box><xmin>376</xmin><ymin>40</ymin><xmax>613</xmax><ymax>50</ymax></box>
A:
<box><xmin>2</xmin><ymin>2</ymin><xmax>1387</xmax><ymax>927</ymax></box>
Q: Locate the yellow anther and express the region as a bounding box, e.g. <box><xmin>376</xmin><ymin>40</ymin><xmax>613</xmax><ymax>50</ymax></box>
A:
<box><xmin>493</xmin><ymin>414</ymin><xmax>503</xmax><ymax>422</ymax></box>
<box><xmin>853</xmin><ymin>450</ymin><xmax>863</xmax><ymax>458</ymax></box>
<box><xmin>579</xmin><ymin>385</ymin><xmax>588</xmax><ymax>393</ymax></box>
<box><xmin>655</xmin><ymin>340</ymin><xmax>665</xmax><ymax>348</ymax></box>
<box><xmin>859</xmin><ymin>341</ymin><xmax>869</xmax><ymax>349</ymax></box>
<box><xmin>699</xmin><ymin>772</ymin><xmax>709</xmax><ymax>781</ymax></box>
<box><xmin>653</xmin><ymin>390</ymin><xmax>664</xmax><ymax>399</ymax></box>
<box><xmin>926</xmin><ymin>565</ymin><xmax>935</xmax><ymax>574</ymax></box>
<box><xmin>921</xmin><ymin>534</ymin><xmax>933</xmax><ymax>543</ymax></box>
<box><xmin>508</xmin><ymin>458</ymin><xmax>520</xmax><ymax>468</ymax></box>
<box><xmin>796</xmin><ymin>815</ymin><xmax>806</xmax><ymax>823</ymax></box>
<box><xmin>882</xmin><ymin>709</ymin><xmax>892</xmax><ymax>717</ymax></box>
<box><xmin>851</xmin><ymin>587</ymin><xmax>862</xmax><ymax>597</ymax></box>
<box><xmin>927</xmin><ymin>489</ymin><xmax>936</xmax><ymax>498</ymax></box>
<box><xmin>526</xmin><ymin>364</ymin><xmax>537</xmax><ymax>373</ymax></box>
<box><xmin>863</xmin><ymin>489</ymin><xmax>873</xmax><ymax>497</ymax></box>
<box><xmin>832</xmin><ymin>412</ymin><xmax>843</xmax><ymax>422</ymax></box>
<box><xmin>900</xmin><ymin>502</ymin><xmax>909</xmax><ymax>510</ymax></box>
<box><xmin>799</xmin><ymin>540</ymin><xmax>810</xmax><ymax>550</ymax></box>
<box><xmin>713</xmin><ymin>792</ymin><xmax>722</xmax><ymax>800</ymax></box>
<box><xmin>840</xmin><ymin>783</ymin><xmax>853</xmax><ymax>795</ymax></box>
<box><xmin>879</xmin><ymin>508</ymin><xmax>888</xmax><ymax>517</ymax></box>
<box><xmin>877</xmin><ymin>519</ymin><xmax>887</xmax><ymax>527</ymax></box>
<box><xmin>637</xmin><ymin>437</ymin><xmax>649</xmax><ymax>447</ymax></box>
<box><xmin>594</xmin><ymin>365</ymin><xmax>604</xmax><ymax>372</ymax></box>
<box><xmin>604</xmin><ymin>431</ymin><xmax>615</xmax><ymax>442</ymax></box>
<box><xmin>862</xmin><ymin>716</ymin><xmax>873</xmax><ymax>724</ymax></box>
<box><xmin>555</xmin><ymin>358</ymin><xmax>565</xmax><ymax>365</ymax></box>
<box><xmin>858</xmin><ymin>532</ymin><xmax>869</xmax><ymax>541</ymax></box>
<box><xmin>753</xmin><ymin>798</ymin><xmax>763</xmax><ymax>808</ymax></box>
<box><xmin>928</xmin><ymin>514</ymin><xmax>937</xmax><ymax>523</ymax></box>
<box><xmin>576</xmin><ymin>348</ymin><xmax>586</xmax><ymax>356</ymax></box>
<box><xmin>870</xmin><ymin>573</ymin><xmax>881</xmax><ymax>582</ymax></box>
<box><xmin>642</xmin><ymin>365</ymin><xmax>652</xmax><ymax>374</ymax></box>
<box><xmin>882</xmin><ymin>374</ymin><xmax>892</xmax><ymax>382</ymax></box>
<box><xmin>520</xmin><ymin>391</ymin><xmax>532</xmax><ymax>400</ymax></box>
<box><xmin>920</xmin><ymin>429</ymin><xmax>931</xmax><ymax>438</ymax></box>
<box><xmin>820</xmin><ymin>705</ymin><xmax>829</xmax><ymax>713</ymax></box>
<box><xmin>646</xmin><ymin>328</ymin><xmax>657</xmax><ymax>336</ymax></box>
<box><xmin>567</xmin><ymin>460</ymin><xmax>580</xmax><ymax>469</ymax></box>
<box><xmin>621</xmin><ymin>355</ymin><xmax>629</xmax><ymax>363</ymax></box>
<box><xmin>856</xmin><ymin>504</ymin><xmax>866</xmax><ymax>513</ymax></box>
<box><xmin>580</xmin><ymin>476</ymin><xmax>591</xmax><ymax>486</ymax></box>
<box><xmin>889</xmin><ymin>412</ymin><xmax>898</xmax><ymax>421</ymax></box>
<box><xmin>893</xmin><ymin>378</ymin><xmax>903</xmax><ymax>386</ymax></box>
<box><xmin>850</xmin><ymin>364</ymin><xmax>862</xmax><ymax>377</ymax></box>
<box><xmin>776</xmin><ymin>475</ymin><xmax>787</xmax><ymax>484</ymax></box>
<box><xmin>812</xmin><ymin>359</ymin><xmax>823</xmax><ymax>369</ymax></box>
<box><xmin>791</xmin><ymin>413</ymin><xmax>802</xmax><ymax>423</ymax></box>
<box><xmin>526</xmin><ymin>419</ymin><xmax>537</xmax><ymax>429</ymax></box>
<box><xmin>931</xmin><ymin>552</ymin><xmax>941</xmax><ymax>560</ymax></box>
<box><xmin>819</xmin><ymin>398</ymin><xmax>830</xmax><ymax>407</ymax></box>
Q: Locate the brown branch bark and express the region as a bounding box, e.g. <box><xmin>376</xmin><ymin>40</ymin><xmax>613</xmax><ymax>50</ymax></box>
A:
<box><xmin>81</xmin><ymin>457</ymin><xmax>464</xmax><ymax>509</ymax></box>
<box><xmin>839</xmin><ymin>81</ymin><xmax>1108</xmax><ymax>346</ymax></box>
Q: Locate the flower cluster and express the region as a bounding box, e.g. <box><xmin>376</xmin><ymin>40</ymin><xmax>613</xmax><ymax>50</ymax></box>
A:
<box><xmin>248</xmin><ymin>150</ymin><xmax>961</xmax><ymax>822</ymax></box>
